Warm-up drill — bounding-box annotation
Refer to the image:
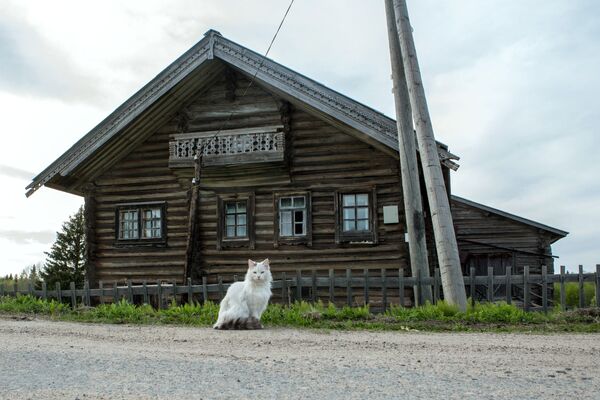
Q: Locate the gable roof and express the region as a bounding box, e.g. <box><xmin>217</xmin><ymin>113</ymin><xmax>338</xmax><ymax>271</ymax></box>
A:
<box><xmin>451</xmin><ymin>195</ymin><xmax>568</xmax><ymax>238</ymax></box>
<box><xmin>26</xmin><ymin>29</ymin><xmax>459</xmax><ymax>197</ymax></box>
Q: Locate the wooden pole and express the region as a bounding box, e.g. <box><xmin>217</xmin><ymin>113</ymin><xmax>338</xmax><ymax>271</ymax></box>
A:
<box><xmin>384</xmin><ymin>0</ymin><xmax>432</xmax><ymax>305</ymax></box>
<box><xmin>184</xmin><ymin>150</ymin><xmax>203</xmax><ymax>282</ymax></box>
<box><xmin>391</xmin><ymin>0</ymin><xmax>467</xmax><ymax>311</ymax></box>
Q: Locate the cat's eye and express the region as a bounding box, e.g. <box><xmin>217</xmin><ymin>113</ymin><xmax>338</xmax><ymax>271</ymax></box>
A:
<box><xmin>260</xmin><ymin>271</ymin><xmax>264</xmax><ymax>274</ymax></box>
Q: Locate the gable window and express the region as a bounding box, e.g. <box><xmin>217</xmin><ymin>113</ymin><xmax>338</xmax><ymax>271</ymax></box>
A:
<box><xmin>274</xmin><ymin>192</ymin><xmax>312</xmax><ymax>247</ymax></box>
<box><xmin>217</xmin><ymin>193</ymin><xmax>255</xmax><ymax>250</ymax></box>
<box><xmin>335</xmin><ymin>189</ymin><xmax>378</xmax><ymax>244</ymax></box>
<box><xmin>115</xmin><ymin>202</ymin><xmax>166</xmax><ymax>246</ymax></box>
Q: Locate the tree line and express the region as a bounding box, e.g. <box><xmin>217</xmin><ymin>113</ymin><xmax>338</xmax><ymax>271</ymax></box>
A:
<box><xmin>0</xmin><ymin>207</ymin><xmax>86</xmax><ymax>290</ymax></box>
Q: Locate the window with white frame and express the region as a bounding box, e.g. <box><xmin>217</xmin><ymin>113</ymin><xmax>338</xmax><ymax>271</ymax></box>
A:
<box><xmin>335</xmin><ymin>189</ymin><xmax>377</xmax><ymax>244</ymax></box>
<box><xmin>224</xmin><ymin>201</ymin><xmax>248</xmax><ymax>238</ymax></box>
<box><xmin>279</xmin><ymin>196</ymin><xmax>306</xmax><ymax>237</ymax></box>
<box><xmin>342</xmin><ymin>193</ymin><xmax>370</xmax><ymax>232</ymax></box>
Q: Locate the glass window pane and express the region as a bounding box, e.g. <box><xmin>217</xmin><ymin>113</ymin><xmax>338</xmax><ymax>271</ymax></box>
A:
<box><xmin>237</xmin><ymin>225</ymin><xmax>247</xmax><ymax>237</ymax></box>
<box><xmin>226</xmin><ymin>226</ymin><xmax>235</xmax><ymax>237</ymax></box>
<box><xmin>356</xmin><ymin>207</ymin><xmax>369</xmax><ymax>220</ymax></box>
<box><xmin>294</xmin><ymin>210</ymin><xmax>304</xmax><ymax>223</ymax></box>
<box><xmin>226</xmin><ymin>215</ymin><xmax>235</xmax><ymax>226</ymax></box>
<box><xmin>343</xmin><ymin>220</ymin><xmax>355</xmax><ymax>231</ymax></box>
<box><xmin>343</xmin><ymin>208</ymin><xmax>355</xmax><ymax>220</ymax></box>
<box><xmin>236</xmin><ymin>202</ymin><xmax>246</xmax><ymax>212</ymax></box>
<box><xmin>294</xmin><ymin>223</ymin><xmax>305</xmax><ymax>235</ymax></box>
<box><xmin>343</xmin><ymin>194</ymin><xmax>355</xmax><ymax>207</ymax></box>
<box><xmin>281</xmin><ymin>223</ymin><xmax>292</xmax><ymax>236</ymax></box>
<box><xmin>293</xmin><ymin>197</ymin><xmax>305</xmax><ymax>208</ymax></box>
<box><xmin>144</xmin><ymin>229</ymin><xmax>152</xmax><ymax>238</ymax></box>
<box><xmin>280</xmin><ymin>211</ymin><xmax>292</xmax><ymax>224</ymax></box>
<box><xmin>237</xmin><ymin>214</ymin><xmax>246</xmax><ymax>226</ymax></box>
<box><xmin>153</xmin><ymin>209</ymin><xmax>161</xmax><ymax>218</ymax></box>
<box><xmin>280</xmin><ymin>197</ymin><xmax>292</xmax><ymax>208</ymax></box>
<box><xmin>356</xmin><ymin>220</ymin><xmax>369</xmax><ymax>231</ymax></box>
<box><xmin>226</xmin><ymin>203</ymin><xmax>236</xmax><ymax>214</ymax></box>
<box><xmin>356</xmin><ymin>194</ymin><xmax>369</xmax><ymax>206</ymax></box>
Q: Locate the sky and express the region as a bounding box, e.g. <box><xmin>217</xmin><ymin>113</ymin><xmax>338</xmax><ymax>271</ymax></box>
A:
<box><xmin>0</xmin><ymin>0</ymin><xmax>598</xmax><ymax>276</ymax></box>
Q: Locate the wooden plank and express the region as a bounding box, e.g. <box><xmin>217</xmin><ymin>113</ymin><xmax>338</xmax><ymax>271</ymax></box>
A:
<box><xmin>505</xmin><ymin>266</ymin><xmax>512</xmax><ymax>305</ymax></box>
<box><xmin>70</xmin><ymin>282</ymin><xmax>77</xmax><ymax>309</ymax></box>
<box><xmin>311</xmin><ymin>269</ymin><xmax>317</xmax><ymax>303</ymax></box>
<box><xmin>560</xmin><ymin>266</ymin><xmax>566</xmax><ymax>311</ymax></box>
<box><xmin>328</xmin><ymin>269</ymin><xmax>334</xmax><ymax>304</ymax></box>
<box><xmin>487</xmin><ymin>267</ymin><xmax>493</xmax><ymax>303</ymax></box>
<box><xmin>84</xmin><ymin>280</ymin><xmax>91</xmax><ymax>306</ymax></box>
<box><xmin>187</xmin><ymin>278</ymin><xmax>193</xmax><ymax>305</ymax></box>
<box><xmin>56</xmin><ymin>282</ymin><xmax>62</xmax><ymax>302</ymax></box>
<box><xmin>578</xmin><ymin>265</ymin><xmax>585</xmax><ymax>308</ymax></box>
<box><xmin>99</xmin><ymin>281</ymin><xmax>104</xmax><ymax>304</ymax></box>
<box><xmin>202</xmin><ymin>276</ymin><xmax>208</xmax><ymax>303</ymax></box>
<box><xmin>541</xmin><ymin>265</ymin><xmax>548</xmax><ymax>313</ymax></box>
<box><xmin>282</xmin><ymin>272</ymin><xmax>288</xmax><ymax>305</ymax></box>
<box><xmin>13</xmin><ymin>282</ymin><xmax>18</xmax><ymax>297</ymax></box>
<box><xmin>346</xmin><ymin>268</ymin><xmax>352</xmax><ymax>307</ymax></box>
<box><xmin>433</xmin><ymin>268</ymin><xmax>440</xmax><ymax>304</ymax></box>
<box><xmin>381</xmin><ymin>268</ymin><xmax>387</xmax><ymax>311</ymax></box>
<box><xmin>469</xmin><ymin>267</ymin><xmax>475</xmax><ymax>307</ymax></box>
<box><xmin>143</xmin><ymin>281</ymin><xmax>149</xmax><ymax>305</ymax></box>
<box><xmin>398</xmin><ymin>268</ymin><xmax>405</xmax><ymax>307</ymax></box>
<box><xmin>596</xmin><ymin>265</ymin><xmax>600</xmax><ymax>308</ymax></box>
<box><xmin>523</xmin><ymin>266</ymin><xmax>530</xmax><ymax>312</ymax></box>
<box><xmin>296</xmin><ymin>270</ymin><xmax>302</xmax><ymax>302</ymax></box>
<box><xmin>218</xmin><ymin>276</ymin><xmax>224</xmax><ymax>302</ymax></box>
<box><xmin>416</xmin><ymin>268</ymin><xmax>422</xmax><ymax>307</ymax></box>
<box><xmin>157</xmin><ymin>281</ymin><xmax>162</xmax><ymax>310</ymax></box>
<box><xmin>42</xmin><ymin>281</ymin><xmax>47</xmax><ymax>300</ymax></box>
<box><xmin>28</xmin><ymin>282</ymin><xmax>34</xmax><ymax>297</ymax></box>
<box><xmin>127</xmin><ymin>280</ymin><xmax>134</xmax><ymax>304</ymax></box>
<box><xmin>363</xmin><ymin>268</ymin><xmax>369</xmax><ymax>306</ymax></box>
<box><xmin>113</xmin><ymin>282</ymin><xmax>119</xmax><ymax>304</ymax></box>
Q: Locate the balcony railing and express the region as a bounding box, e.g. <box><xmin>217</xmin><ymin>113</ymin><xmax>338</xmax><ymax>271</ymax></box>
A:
<box><xmin>169</xmin><ymin>125</ymin><xmax>285</xmax><ymax>167</ymax></box>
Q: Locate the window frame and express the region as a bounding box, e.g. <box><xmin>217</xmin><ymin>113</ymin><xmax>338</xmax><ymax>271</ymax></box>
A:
<box><xmin>114</xmin><ymin>201</ymin><xmax>167</xmax><ymax>247</ymax></box>
<box><xmin>217</xmin><ymin>192</ymin><xmax>255</xmax><ymax>250</ymax></box>
<box><xmin>273</xmin><ymin>191</ymin><xmax>312</xmax><ymax>247</ymax></box>
<box><xmin>334</xmin><ymin>188</ymin><xmax>378</xmax><ymax>245</ymax></box>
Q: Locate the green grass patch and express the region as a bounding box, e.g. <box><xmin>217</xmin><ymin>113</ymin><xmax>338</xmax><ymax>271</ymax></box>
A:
<box><xmin>1</xmin><ymin>295</ymin><xmax>599</xmax><ymax>333</ymax></box>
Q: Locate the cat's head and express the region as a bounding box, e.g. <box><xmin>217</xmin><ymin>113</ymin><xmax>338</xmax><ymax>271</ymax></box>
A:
<box><xmin>247</xmin><ymin>258</ymin><xmax>272</xmax><ymax>283</ymax></box>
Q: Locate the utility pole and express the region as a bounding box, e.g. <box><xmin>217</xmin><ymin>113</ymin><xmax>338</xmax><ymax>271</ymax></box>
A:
<box><xmin>389</xmin><ymin>0</ymin><xmax>467</xmax><ymax>311</ymax></box>
<box><xmin>384</xmin><ymin>0</ymin><xmax>432</xmax><ymax>306</ymax></box>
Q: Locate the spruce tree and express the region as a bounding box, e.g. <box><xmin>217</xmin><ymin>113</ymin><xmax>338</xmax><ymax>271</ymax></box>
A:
<box><xmin>41</xmin><ymin>206</ymin><xmax>86</xmax><ymax>289</ymax></box>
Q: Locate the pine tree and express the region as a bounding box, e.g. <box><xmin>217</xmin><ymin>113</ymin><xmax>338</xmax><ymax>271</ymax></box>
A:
<box><xmin>41</xmin><ymin>206</ymin><xmax>86</xmax><ymax>289</ymax></box>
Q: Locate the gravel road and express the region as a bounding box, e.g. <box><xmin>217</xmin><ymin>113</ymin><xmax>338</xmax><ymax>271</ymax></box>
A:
<box><xmin>0</xmin><ymin>317</ymin><xmax>599</xmax><ymax>399</ymax></box>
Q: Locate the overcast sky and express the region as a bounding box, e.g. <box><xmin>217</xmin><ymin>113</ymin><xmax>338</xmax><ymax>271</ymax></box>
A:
<box><xmin>0</xmin><ymin>0</ymin><xmax>598</xmax><ymax>276</ymax></box>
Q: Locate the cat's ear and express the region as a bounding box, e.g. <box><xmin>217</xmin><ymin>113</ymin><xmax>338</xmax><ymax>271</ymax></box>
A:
<box><xmin>262</xmin><ymin>258</ymin><xmax>270</xmax><ymax>270</ymax></box>
<box><xmin>248</xmin><ymin>259</ymin><xmax>257</xmax><ymax>269</ymax></box>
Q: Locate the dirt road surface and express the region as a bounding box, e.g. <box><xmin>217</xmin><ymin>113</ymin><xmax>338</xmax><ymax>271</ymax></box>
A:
<box><xmin>0</xmin><ymin>318</ymin><xmax>598</xmax><ymax>399</ymax></box>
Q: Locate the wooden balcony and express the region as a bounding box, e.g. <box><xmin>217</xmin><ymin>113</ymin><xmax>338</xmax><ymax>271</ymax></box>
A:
<box><xmin>169</xmin><ymin>125</ymin><xmax>285</xmax><ymax>168</ymax></box>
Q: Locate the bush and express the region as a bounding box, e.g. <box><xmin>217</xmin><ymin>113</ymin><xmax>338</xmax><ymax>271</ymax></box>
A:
<box><xmin>554</xmin><ymin>282</ymin><xmax>597</xmax><ymax>308</ymax></box>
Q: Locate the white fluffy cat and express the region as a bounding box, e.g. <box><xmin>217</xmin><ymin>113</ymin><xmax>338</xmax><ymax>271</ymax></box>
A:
<box><xmin>213</xmin><ymin>259</ymin><xmax>273</xmax><ymax>330</ymax></box>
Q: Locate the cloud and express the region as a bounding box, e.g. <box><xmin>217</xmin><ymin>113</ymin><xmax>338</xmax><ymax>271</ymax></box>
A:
<box><xmin>0</xmin><ymin>164</ymin><xmax>33</xmax><ymax>180</ymax></box>
<box><xmin>0</xmin><ymin>230</ymin><xmax>55</xmax><ymax>245</ymax></box>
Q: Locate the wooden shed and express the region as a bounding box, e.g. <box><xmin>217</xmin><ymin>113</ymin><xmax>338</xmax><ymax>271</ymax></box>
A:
<box><xmin>27</xmin><ymin>31</ymin><xmax>567</xmax><ymax>300</ymax></box>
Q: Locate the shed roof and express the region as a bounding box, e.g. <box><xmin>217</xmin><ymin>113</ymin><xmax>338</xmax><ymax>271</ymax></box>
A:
<box><xmin>26</xmin><ymin>29</ymin><xmax>458</xmax><ymax>197</ymax></box>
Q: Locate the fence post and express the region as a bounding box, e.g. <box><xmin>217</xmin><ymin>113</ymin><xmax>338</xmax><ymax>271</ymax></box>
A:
<box><xmin>523</xmin><ymin>266</ymin><xmax>530</xmax><ymax>312</ymax></box>
<box><xmin>84</xmin><ymin>280</ymin><xmax>91</xmax><ymax>307</ymax></box>
<box><xmin>187</xmin><ymin>278</ymin><xmax>193</xmax><ymax>305</ymax></box>
<box><xmin>541</xmin><ymin>265</ymin><xmax>548</xmax><ymax>313</ymax></box>
<box><xmin>328</xmin><ymin>269</ymin><xmax>334</xmax><ymax>305</ymax></box>
<box><xmin>416</xmin><ymin>268</ymin><xmax>422</xmax><ymax>307</ymax></box>
<box><xmin>28</xmin><ymin>282</ymin><xmax>34</xmax><ymax>297</ymax></box>
<box><xmin>381</xmin><ymin>268</ymin><xmax>387</xmax><ymax>312</ymax></box>
<box><xmin>363</xmin><ymin>268</ymin><xmax>369</xmax><ymax>306</ymax></box>
<box><xmin>346</xmin><ymin>269</ymin><xmax>352</xmax><ymax>306</ymax></box>
<box><xmin>70</xmin><ymin>282</ymin><xmax>77</xmax><ymax>309</ymax></box>
<box><xmin>311</xmin><ymin>269</ymin><xmax>317</xmax><ymax>303</ymax></box>
<box><xmin>469</xmin><ymin>267</ymin><xmax>475</xmax><ymax>308</ymax></box>
<box><xmin>596</xmin><ymin>265</ymin><xmax>600</xmax><ymax>309</ymax></box>
<box><xmin>505</xmin><ymin>266</ymin><xmax>512</xmax><ymax>305</ymax></box>
<box><xmin>560</xmin><ymin>265</ymin><xmax>566</xmax><ymax>311</ymax></box>
<box><xmin>487</xmin><ymin>267</ymin><xmax>494</xmax><ymax>303</ymax></box>
<box><xmin>157</xmin><ymin>281</ymin><xmax>162</xmax><ymax>310</ymax></box>
<box><xmin>13</xmin><ymin>281</ymin><xmax>18</xmax><ymax>297</ymax></box>
<box><xmin>578</xmin><ymin>265</ymin><xmax>585</xmax><ymax>308</ymax></box>
<box><xmin>127</xmin><ymin>280</ymin><xmax>134</xmax><ymax>304</ymax></box>
<box><xmin>143</xmin><ymin>281</ymin><xmax>149</xmax><ymax>305</ymax></box>
<box><xmin>218</xmin><ymin>276</ymin><xmax>224</xmax><ymax>302</ymax></box>
<box><xmin>433</xmin><ymin>268</ymin><xmax>440</xmax><ymax>304</ymax></box>
<box><xmin>398</xmin><ymin>268</ymin><xmax>405</xmax><ymax>307</ymax></box>
<box><xmin>296</xmin><ymin>270</ymin><xmax>302</xmax><ymax>302</ymax></box>
<box><xmin>42</xmin><ymin>281</ymin><xmax>47</xmax><ymax>300</ymax></box>
<box><xmin>113</xmin><ymin>282</ymin><xmax>119</xmax><ymax>304</ymax></box>
<box><xmin>172</xmin><ymin>281</ymin><xmax>177</xmax><ymax>305</ymax></box>
<box><xmin>282</xmin><ymin>272</ymin><xmax>289</xmax><ymax>306</ymax></box>
<box><xmin>202</xmin><ymin>277</ymin><xmax>208</xmax><ymax>304</ymax></box>
<box><xmin>56</xmin><ymin>282</ymin><xmax>61</xmax><ymax>303</ymax></box>
<box><xmin>99</xmin><ymin>281</ymin><xmax>104</xmax><ymax>305</ymax></box>
<box><xmin>0</xmin><ymin>283</ymin><xmax>4</xmax><ymax>297</ymax></box>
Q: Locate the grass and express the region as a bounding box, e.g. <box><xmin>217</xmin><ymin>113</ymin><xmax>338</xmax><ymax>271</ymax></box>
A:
<box><xmin>1</xmin><ymin>295</ymin><xmax>599</xmax><ymax>333</ymax></box>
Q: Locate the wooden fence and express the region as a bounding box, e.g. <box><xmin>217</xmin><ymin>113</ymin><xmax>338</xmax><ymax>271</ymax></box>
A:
<box><xmin>2</xmin><ymin>265</ymin><xmax>599</xmax><ymax>312</ymax></box>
